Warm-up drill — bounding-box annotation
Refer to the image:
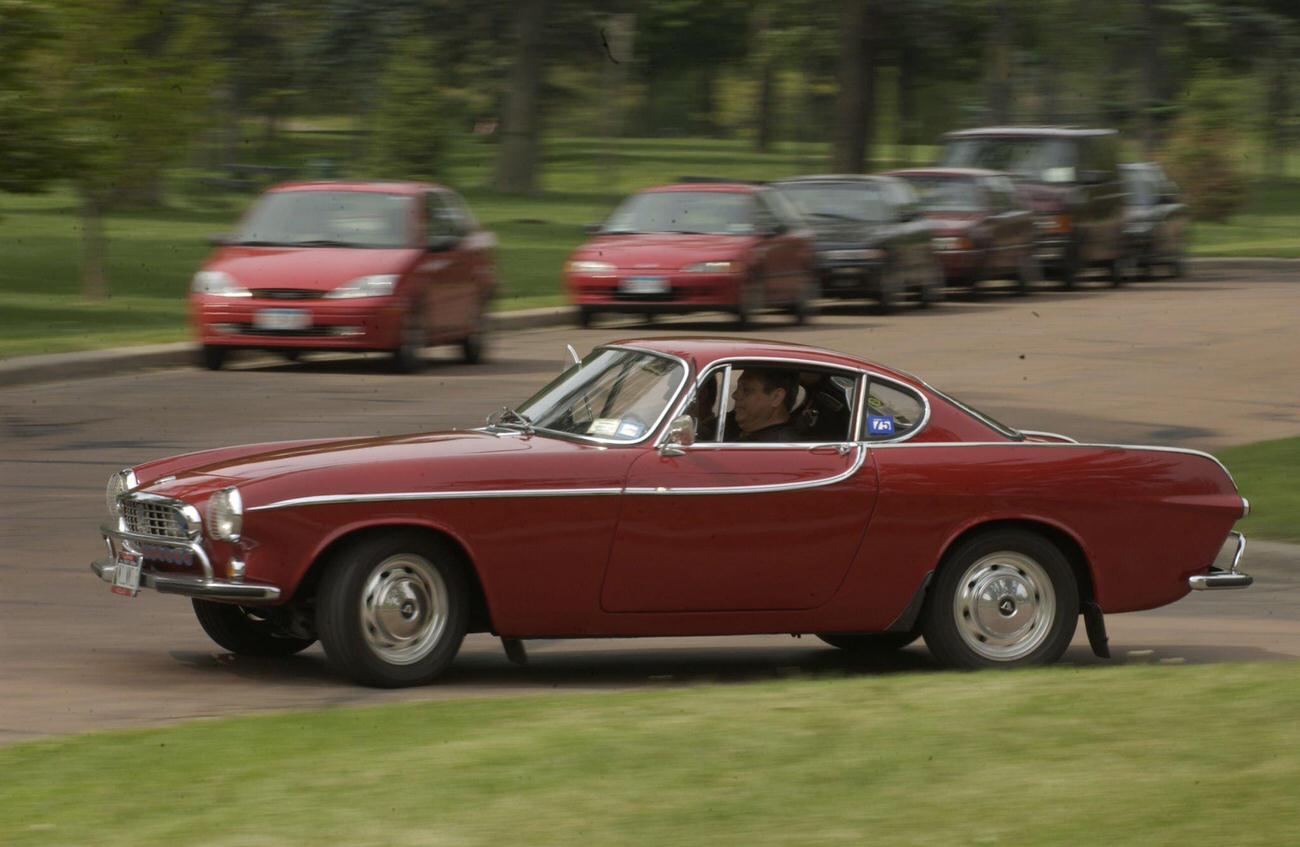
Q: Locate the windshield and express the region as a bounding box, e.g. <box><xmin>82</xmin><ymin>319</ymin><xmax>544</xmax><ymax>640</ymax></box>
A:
<box><xmin>601</xmin><ymin>191</ymin><xmax>755</xmax><ymax>235</ymax></box>
<box><xmin>515</xmin><ymin>348</ymin><xmax>687</xmax><ymax>443</ymax></box>
<box><xmin>776</xmin><ymin>183</ymin><xmax>886</xmax><ymax>223</ymax></box>
<box><xmin>900</xmin><ymin>176</ymin><xmax>983</xmax><ymax>212</ymax></box>
<box><xmin>235</xmin><ymin>190</ymin><xmax>415</xmax><ymax>248</ymax></box>
<box><xmin>942</xmin><ymin>138</ymin><xmax>1077</xmax><ymax>184</ymax></box>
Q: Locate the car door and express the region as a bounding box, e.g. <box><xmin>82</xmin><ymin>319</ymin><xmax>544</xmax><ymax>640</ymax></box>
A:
<box><xmin>420</xmin><ymin>190</ymin><xmax>476</xmax><ymax>341</ymax></box>
<box><xmin>749</xmin><ymin>194</ymin><xmax>798</xmax><ymax>303</ymax></box>
<box><xmin>600</xmin><ymin>363</ymin><xmax>878</xmax><ymax>613</ymax></box>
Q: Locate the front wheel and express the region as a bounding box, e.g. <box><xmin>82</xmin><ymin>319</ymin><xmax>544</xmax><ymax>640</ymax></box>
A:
<box><xmin>192</xmin><ymin>600</ymin><xmax>316</xmax><ymax>657</ymax></box>
<box><xmin>461</xmin><ymin>306</ymin><xmax>489</xmax><ymax>365</ymax></box>
<box><xmin>316</xmin><ymin>532</ymin><xmax>469</xmax><ymax>687</ymax></box>
<box><xmin>735</xmin><ymin>274</ymin><xmax>763</xmax><ymax>329</ymax></box>
<box><xmin>788</xmin><ymin>276</ymin><xmax>816</xmax><ymax>326</ymax></box>
<box><xmin>1015</xmin><ymin>252</ymin><xmax>1040</xmax><ymax>296</ymax></box>
<box><xmin>200</xmin><ymin>345</ymin><xmax>227</xmax><ymax>371</ymax></box>
<box><xmin>389</xmin><ymin>300</ymin><xmax>427</xmax><ymax>374</ymax></box>
<box><xmin>922</xmin><ymin>530</ymin><xmax>1078</xmax><ymax>669</ymax></box>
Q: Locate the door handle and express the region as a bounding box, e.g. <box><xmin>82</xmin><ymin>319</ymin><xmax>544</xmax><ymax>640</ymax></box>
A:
<box><xmin>809</xmin><ymin>443</ymin><xmax>854</xmax><ymax>456</ymax></box>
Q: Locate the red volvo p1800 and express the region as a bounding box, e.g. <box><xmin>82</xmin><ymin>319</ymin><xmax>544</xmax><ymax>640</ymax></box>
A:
<box><xmin>93</xmin><ymin>338</ymin><xmax>1251</xmax><ymax>687</ymax></box>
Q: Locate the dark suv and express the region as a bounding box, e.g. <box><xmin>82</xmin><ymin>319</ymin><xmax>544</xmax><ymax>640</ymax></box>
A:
<box><xmin>940</xmin><ymin>127</ymin><xmax>1128</xmax><ymax>287</ymax></box>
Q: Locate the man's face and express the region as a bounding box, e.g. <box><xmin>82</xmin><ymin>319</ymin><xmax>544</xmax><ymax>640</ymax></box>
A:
<box><xmin>733</xmin><ymin>372</ymin><xmax>785</xmax><ymax>433</ymax></box>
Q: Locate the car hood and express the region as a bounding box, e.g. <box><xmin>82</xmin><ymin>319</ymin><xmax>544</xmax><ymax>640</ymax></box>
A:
<box><xmin>575</xmin><ymin>234</ymin><xmax>755</xmax><ymax>270</ymax></box>
<box><xmin>130</xmin><ymin>431</ymin><xmax>630</xmax><ymax>510</ymax></box>
<box><xmin>1012</xmin><ymin>182</ymin><xmax>1073</xmax><ymax>214</ymax></box>
<box><xmin>805</xmin><ymin>219</ymin><xmax>880</xmax><ymax>244</ymax></box>
<box><xmin>204</xmin><ymin>246</ymin><xmax>421</xmax><ymax>291</ymax></box>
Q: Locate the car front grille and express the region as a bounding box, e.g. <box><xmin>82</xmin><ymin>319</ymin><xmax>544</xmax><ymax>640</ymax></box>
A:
<box><xmin>250</xmin><ymin>289</ymin><xmax>325</xmax><ymax>300</ymax></box>
<box><xmin>121</xmin><ymin>500</ymin><xmax>188</xmax><ymax>539</ymax></box>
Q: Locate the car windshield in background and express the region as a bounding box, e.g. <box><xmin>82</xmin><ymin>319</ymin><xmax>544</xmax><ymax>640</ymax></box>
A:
<box><xmin>942</xmin><ymin>138</ymin><xmax>1077</xmax><ymax>184</ymax></box>
<box><xmin>602</xmin><ymin>191</ymin><xmax>755</xmax><ymax>235</ymax></box>
<box><xmin>903</xmin><ymin>177</ymin><xmax>983</xmax><ymax>212</ymax></box>
<box><xmin>514</xmin><ymin>348</ymin><xmax>687</xmax><ymax>443</ymax></box>
<box><xmin>235</xmin><ymin>191</ymin><xmax>414</xmax><ymax>248</ymax></box>
<box><xmin>776</xmin><ymin>184</ymin><xmax>886</xmax><ymax>224</ymax></box>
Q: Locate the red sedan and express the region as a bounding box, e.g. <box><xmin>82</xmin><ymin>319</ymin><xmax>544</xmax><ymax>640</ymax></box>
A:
<box><xmin>191</xmin><ymin>181</ymin><xmax>497</xmax><ymax>373</ymax></box>
<box><xmin>565</xmin><ymin>182</ymin><xmax>817</xmax><ymax>327</ymax></box>
<box><xmin>886</xmin><ymin>168</ymin><xmax>1040</xmax><ymax>293</ymax></box>
<box><xmin>94</xmin><ymin>338</ymin><xmax>1251</xmax><ymax>686</ymax></box>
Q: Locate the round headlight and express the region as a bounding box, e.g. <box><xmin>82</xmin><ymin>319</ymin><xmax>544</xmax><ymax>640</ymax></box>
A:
<box><xmin>105</xmin><ymin>469</ymin><xmax>137</xmax><ymax>518</ymax></box>
<box><xmin>207</xmin><ymin>487</ymin><xmax>244</xmax><ymax>542</ymax></box>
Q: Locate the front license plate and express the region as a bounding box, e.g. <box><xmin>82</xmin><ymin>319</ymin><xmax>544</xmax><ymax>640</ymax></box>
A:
<box><xmin>619</xmin><ymin>276</ymin><xmax>669</xmax><ymax>295</ymax></box>
<box><xmin>253</xmin><ymin>308</ymin><xmax>311</xmax><ymax>331</ymax></box>
<box><xmin>111</xmin><ymin>552</ymin><xmax>142</xmax><ymax>598</ymax></box>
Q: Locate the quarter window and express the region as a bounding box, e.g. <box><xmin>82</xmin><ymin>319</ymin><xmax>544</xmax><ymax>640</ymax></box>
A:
<box><xmin>864</xmin><ymin>379</ymin><xmax>925</xmax><ymax>440</ymax></box>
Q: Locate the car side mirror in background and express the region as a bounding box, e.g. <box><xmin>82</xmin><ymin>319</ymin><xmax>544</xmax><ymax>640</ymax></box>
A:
<box><xmin>208</xmin><ymin>233</ymin><xmax>233</xmax><ymax>247</ymax></box>
<box><xmin>584</xmin><ymin>223</ymin><xmax>604</xmax><ymax>235</ymax></box>
<box><xmin>426</xmin><ymin>234</ymin><xmax>459</xmax><ymax>252</ymax></box>
<box><xmin>658</xmin><ymin>414</ymin><xmax>696</xmax><ymax>457</ymax></box>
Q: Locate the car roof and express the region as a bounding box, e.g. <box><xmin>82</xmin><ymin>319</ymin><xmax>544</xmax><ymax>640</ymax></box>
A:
<box><xmin>945</xmin><ymin>126</ymin><xmax>1117</xmax><ymax>139</ymax></box>
<box><xmin>607</xmin><ymin>336</ymin><xmax>923</xmax><ymax>385</ymax></box>
<box><xmin>646</xmin><ymin>182</ymin><xmax>763</xmax><ymax>194</ymax></box>
<box><xmin>267</xmin><ymin>180</ymin><xmax>442</xmax><ymax>196</ymax></box>
<box><xmin>884</xmin><ymin>167</ymin><xmax>1003</xmax><ymax>179</ymax></box>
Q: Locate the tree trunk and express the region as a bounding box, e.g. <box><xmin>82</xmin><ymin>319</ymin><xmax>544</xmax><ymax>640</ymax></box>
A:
<box><xmin>79</xmin><ymin>191</ymin><xmax>108</xmax><ymax>301</ymax></box>
<box><xmin>1264</xmin><ymin>45</ymin><xmax>1290</xmax><ymax>177</ymax></box>
<box><xmin>897</xmin><ymin>39</ymin><xmax>916</xmax><ymax>163</ymax></box>
<box><xmin>832</xmin><ymin>0</ymin><xmax>871</xmax><ymax>172</ymax></box>
<box><xmin>1138</xmin><ymin>0</ymin><xmax>1163</xmax><ymax>157</ymax></box>
<box><xmin>495</xmin><ymin>0</ymin><xmax>547</xmax><ymax>194</ymax></box>
<box><xmin>987</xmin><ymin>0</ymin><xmax>1013</xmax><ymax>124</ymax></box>
<box><xmin>752</xmin><ymin>4</ymin><xmax>775</xmax><ymax>153</ymax></box>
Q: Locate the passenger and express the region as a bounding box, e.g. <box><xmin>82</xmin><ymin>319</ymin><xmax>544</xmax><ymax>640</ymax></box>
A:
<box><xmin>732</xmin><ymin>368</ymin><xmax>801</xmax><ymax>443</ymax></box>
<box><xmin>691</xmin><ymin>377</ymin><xmax>720</xmax><ymax>441</ymax></box>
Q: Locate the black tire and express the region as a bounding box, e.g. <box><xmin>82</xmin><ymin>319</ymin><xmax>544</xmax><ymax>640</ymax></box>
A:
<box><xmin>922</xmin><ymin>530</ymin><xmax>1079</xmax><ymax>669</ymax></box>
<box><xmin>1015</xmin><ymin>252</ymin><xmax>1040</xmax><ymax>296</ymax></box>
<box><xmin>915</xmin><ymin>258</ymin><xmax>944</xmax><ymax>310</ymax></box>
<box><xmin>200</xmin><ymin>345</ymin><xmax>227</xmax><ymax>371</ymax></box>
<box><xmin>281</xmin><ymin>349</ymin><xmax>302</xmax><ymax>363</ymax></box>
<box><xmin>1058</xmin><ymin>247</ymin><xmax>1079</xmax><ymax>290</ymax></box>
<box><xmin>1108</xmin><ymin>252</ymin><xmax>1134</xmax><ymax>287</ymax></box>
<box><xmin>875</xmin><ymin>266</ymin><xmax>901</xmax><ymax>315</ymax></box>
<box><xmin>192</xmin><ymin>599</ymin><xmax>316</xmax><ymax>657</ymax></box>
<box><xmin>316</xmin><ymin>531</ymin><xmax>470</xmax><ymax>687</ymax></box>
<box><xmin>389</xmin><ymin>300</ymin><xmax>427</xmax><ymax>374</ymax></box>
<box><xmin>789</xmin><ymin>276</ymin><xmax>816</xmax><ymax>326</ymax></box>
<box><xmin>576</xmin><ymin>306</ymin><xmax>595</xmax><ymax>329</ymax></box>
<box><xmin>817</xmin><ymin>631</ymin><xmax>920</xmax><ymax>654</ymax></box>
<box><xmin>461</xmin><ymin>307</ymin><xmax>488</xmax><ymax>365</ymax></box>
<box><xmin>735</xmin><ymin>274</ymin><xmax>762</xmax><ymax>329</ymax></box>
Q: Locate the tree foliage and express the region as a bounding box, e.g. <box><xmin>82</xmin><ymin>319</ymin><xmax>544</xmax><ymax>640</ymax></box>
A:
<box><xmin>0</xmin><ymin>0</ymin><xmax>63</xmax><ymax>192</ymax></box>
<box><xmin>366</xmin><ymin>35</ymin><xmax>452</xmax><ymax>180</ymax></box>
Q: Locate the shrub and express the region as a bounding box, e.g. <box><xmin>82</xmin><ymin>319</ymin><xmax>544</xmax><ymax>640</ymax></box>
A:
<box><xmin>1162</xmin><ymin>72</ymin><xmax>1250</xmax><ymax>222</ymax></box>
<box><xmin>365</xmin><ymin>36</ymin><xmax>454</xmax><ymax>181</ymax></box>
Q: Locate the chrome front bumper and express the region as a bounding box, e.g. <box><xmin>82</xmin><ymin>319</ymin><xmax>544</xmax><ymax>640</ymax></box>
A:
<box><xmin>94</xmin><ymin>522</ymin><xmax>280</xmax><ymax>602</ymax></box>
<box><xmin>1189</xmin><ymin>531</ymin><xmax>1252</xmax><ymax>590</ymax></box>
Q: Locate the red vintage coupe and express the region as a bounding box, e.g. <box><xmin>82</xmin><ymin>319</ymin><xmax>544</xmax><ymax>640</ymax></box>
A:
<box><xmin>93</xmin><ymin>338</ymin><xmax>1251</xmax><ymax>687</ymax></box>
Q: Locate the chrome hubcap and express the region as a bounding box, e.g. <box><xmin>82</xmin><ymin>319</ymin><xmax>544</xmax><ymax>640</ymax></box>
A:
<box><xmin>360</xmin><ymin>554</ymin><xmax>448</xmax><ymax>665</ymax></box>
<box><xmin>953</xmin><ymin>551</ymin><xmax>1055</xmax><ymax>661</ymax></box>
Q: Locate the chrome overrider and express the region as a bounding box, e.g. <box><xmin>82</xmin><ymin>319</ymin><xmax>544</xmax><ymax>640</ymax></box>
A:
<box><xmin>1189</xmin><ymin>530</ymin><xmax>1252</xmax><ymax>590</ymax></box>
<box><xmin>91</xmin><ymin>491</ymin><xmax>280</xmax><ymax>602</ymax></box>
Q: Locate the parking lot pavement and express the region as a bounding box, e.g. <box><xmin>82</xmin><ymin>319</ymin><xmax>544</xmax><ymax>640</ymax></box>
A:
<box><xmin>1</xmin><ymin>263</ymin><xmax>1298</xmax><ymax>743</ymax></box>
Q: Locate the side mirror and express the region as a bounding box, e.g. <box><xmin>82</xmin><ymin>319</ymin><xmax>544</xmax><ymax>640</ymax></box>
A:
<box><xmin>584</xmin><ymin>222</ymin><xmax>604</xmax><ymax>235</ymax></box>
<box><xmin>658</xmin><ymin>414</ymin><xmax>696</xmax><ymax>457</ymax></box>
<box><xmin>208</xmin><ymin>233</ymin><xmax>233</xmax><ymax>247</ymax></box>
<box><xmin>427</xmin><ymin>234</ymin><xmax>459</xmax><ymax>252</ymax></box>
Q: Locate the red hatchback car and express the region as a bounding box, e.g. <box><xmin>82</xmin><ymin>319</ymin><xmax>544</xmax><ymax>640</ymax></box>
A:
<box><xmin>565</xmin><ymin>182</ymin><xmax>817</xmax><ymax>328</ymax></box>
<box><xmin>93</xmin><ymin>337</ymin><xmax>1251</xmax><ymax>687</ymax></box>
<box><xmin>191</xmin><ymin>181</ymin><xmax>497</xmax><ymax>372</ymax></box>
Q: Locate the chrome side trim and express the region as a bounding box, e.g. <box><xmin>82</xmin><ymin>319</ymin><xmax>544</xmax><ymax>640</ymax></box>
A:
<box><xmin>1241</xmin><ymin>497</ymin><xmax>1250</xmax><ymax>518</ymax></box>
<box><xmin>250</xmin><ymin>487</ymin><xmax>625</xmax><ymax>512</ymax></box>
<box><xmin>1229</xmin><ymin>530</ymin><xmax>1246</xmax><ymax>573</ymax></box>
<box><xmin>1018</xmin><ymin>430</ymin><xmax>1079</xmax><ymax>443</ymax></box>
<box><xmin>626</xmin><ymin>444</ymin><xmax>866</xmax><ymax>496</ymax></box>
<box><xmin>100</xmin><ymin>523</ymin><xmax>213</xmax><ymax>579</ymax></box>
<box><xmin>92</xmin><ymin>559</ymin><xmax>280</xmax><ymax>601</ymax></box>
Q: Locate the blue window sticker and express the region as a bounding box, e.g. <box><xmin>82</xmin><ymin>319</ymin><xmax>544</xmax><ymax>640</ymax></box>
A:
<box><xmin>867</xmin><ymin>415</ymin><xmax>895</xmax><ymax>436</ymax></box>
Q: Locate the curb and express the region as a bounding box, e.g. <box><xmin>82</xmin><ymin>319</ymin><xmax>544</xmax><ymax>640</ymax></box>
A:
<box><xmin>1</xmin><ymin>257</ymin><xmax>1294</xmax><ymax>389</ymax></box>
<box><xmin>0</xmin><ymin>306</ymin><xmax>576</xmax><ymax>389</ymax></box>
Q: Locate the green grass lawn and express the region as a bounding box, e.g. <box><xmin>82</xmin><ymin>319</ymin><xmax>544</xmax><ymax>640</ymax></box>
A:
<box><xmin>1</xmin><ymin>135</ymin><xmax>1298</xmax><ymax>358</ymax></box>
<box><xmin>1218</xmin><ymin>436</ymin><xmax>1300</xmax><ymax>544</ymax></box>
<box><xmin>2</xmin><ymin>663</ymin><xmax>1297</xmax><ymax>846</ymax></box>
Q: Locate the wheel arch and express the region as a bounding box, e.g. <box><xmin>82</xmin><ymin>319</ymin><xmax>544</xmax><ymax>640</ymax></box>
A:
<box><xmin>934</xmin><ymin>518</ymin><xmax>1096</xmax><ymax>607</ymax></box>
<box><xmin>298</xmin><ymin>522</ymin><xmax>495</xmax><ymax>634</ymax></box>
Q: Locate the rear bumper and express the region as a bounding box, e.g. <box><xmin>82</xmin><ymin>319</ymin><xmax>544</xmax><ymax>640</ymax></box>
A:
<box><xmin>1189</xmin><ymin>531</ymin><xmax>1252</xmax><ymax>590</ymax></box>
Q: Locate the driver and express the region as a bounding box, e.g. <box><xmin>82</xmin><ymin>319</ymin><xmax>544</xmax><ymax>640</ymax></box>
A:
<box><xmin>732</xmin><ymin>368</ymin><xmax>801</xmax><ymax>443</ymax></box>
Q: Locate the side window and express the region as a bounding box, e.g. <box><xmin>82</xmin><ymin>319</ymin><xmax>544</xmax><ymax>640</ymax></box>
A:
<box><xmin>864</xmin><ymin>379</ymin><xmax>925</xmax><ymax>440</ymax></box>
<box><xmin>751</xmin><ymin>197</ymin><xmax>777</xmax><ymax>233</ymax></box>
<box><xmin>425</xmin><ymin>192</ymin><xmax>460</xmax><ymax>238</ymax></box>
<box><xmin>702</xmin><ymin>364</ymin><xmax>858</xmax><ymax>445</ymax></box>
<box><xmin>442</xmin><ymin>191</ymin><xmax>478</xmax><ymax>232</ymax></box>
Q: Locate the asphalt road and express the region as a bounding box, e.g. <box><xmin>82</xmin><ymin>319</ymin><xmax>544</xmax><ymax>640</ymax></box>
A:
<box><xmin>3</xmin><ymin>267</ymin><xmax>1298</xmax><ymax>745</ymax></box>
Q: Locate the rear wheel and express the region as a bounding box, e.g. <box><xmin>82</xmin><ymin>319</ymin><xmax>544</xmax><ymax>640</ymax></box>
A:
<box><xmin>200</xmin><ymin>345</ymin><xmax>227</xmax><ymax>371</ymax></box>
<box><xmin>789</xmin><ymin>276</ymin><xmax>816</xmax><ymax>326</ymax></box>
<box><xmin>1108</xmin><ymin>252</ymin><xmax>1135</xmax><ymax>287</ymax></box>
<box><xmin>1015</xmin><ymin>252</ymin><xmax>1040</xmax><ymax>296</ymax></box>
<box><xmin>875</xmin><ymin>266</ymin><xmax>902</xmax><ymax>315</ymax></box>
<box><xmin>316</xmin><ymin>532</ymin><xmax>469</xmax><ymax>687</ymax></box>
<box><xmin>192</xmin><ymin>599</ymin><xmax>316</xmax><ymax>657</ymax></box>
<box><xmin>915</xmin><ymin>258</ymin><xmax>944</xmax><ymax>309</ymax></box>
<box><xmin>922</xmin><ymin>530</ymin><xmax>1079</xmax><ymax>669</ymax></box>
<box><xmin>817</xmin><ymin>631</ymin><xmax>919</xmax><ymax>654</ymax></box>
<box><xmin>576</xmin><ymin>306</ymin><xmax>595</xmax><ymax>328</ymax></box>
<box><xmin>461</xmin><ymin>306</ymin><xmax>488</xmax><ymax>365</ymax></box>
<box><xmin>389</xmin><ymin>300</ymin><xmax>427</xmax><ymax>374</ymax></box>
<box><xmin>735</xmin><ymin>274</ymin><xmax>763</xmax><ymax>329</ymax></box>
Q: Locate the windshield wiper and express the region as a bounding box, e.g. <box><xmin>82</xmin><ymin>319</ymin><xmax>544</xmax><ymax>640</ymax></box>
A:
<box><xmin>233</xmin><ymin>239</ymin><xmax>291</xmax><ymax>246</ymax></box>
<box><xmin>487</xmin><ymin>406</ymin><xmax>534</xmax><ymax>434</ymax></box>
<box><xmin>289</xmin><ymin>239</ymin><xmax>361</xmax><ymax>248</ymax></box>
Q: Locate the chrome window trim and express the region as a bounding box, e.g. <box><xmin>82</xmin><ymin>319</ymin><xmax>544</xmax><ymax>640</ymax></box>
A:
<box><xmin>1018</xmin><ymin>430</ymin><xmax>1079</xmax><ymax>443</ymax></box>
<box><xmin>512</xmin><ymin>344</ymin><xmax>692</xmax><ymax>448</ymax></box>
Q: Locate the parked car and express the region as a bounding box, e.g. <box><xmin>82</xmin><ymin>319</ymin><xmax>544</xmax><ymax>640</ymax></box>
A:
<box><xmin>770</xmin><ymin>174</ymin><xmax>942</xmax><ymax>312</ymax></box>
<box><xmin>191</xmin><ymin>181</ymin><xmax>497</xmax><ymax>373</ymax></box>
<box><xmin>564</xmin><ymin>182</ymin><xmax>816</xmax><ymax>328</ymax></box>
<box><xmin>885</xmin><ymin>167</ymin><xmax>1039</xmax><ymax>294</ymax></box>
<box><xmin>1120</xmin><ymin>162</ymin><xmax>1189</xmax><ymax>279</ymax></box>
<box><xmin>940</xmin><ymin>127</ymin><xmax>1130</xmax><ymax>287</ymax></box>
<box><xmin>93</xmin><ymin>337</ymin><xmax>1252</xmax><ymax>687</ymax></box>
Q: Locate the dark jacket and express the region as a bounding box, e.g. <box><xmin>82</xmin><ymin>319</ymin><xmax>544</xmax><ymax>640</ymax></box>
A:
<box><xmin>738</xmin><ymin>420</ymin><xmax>801</xmax><ymax>443</ymax></box>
